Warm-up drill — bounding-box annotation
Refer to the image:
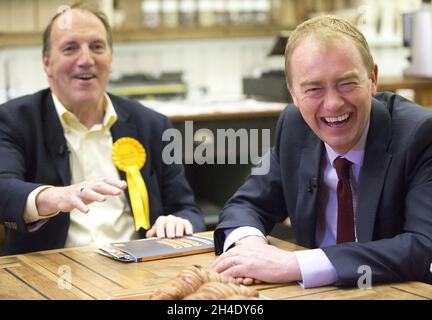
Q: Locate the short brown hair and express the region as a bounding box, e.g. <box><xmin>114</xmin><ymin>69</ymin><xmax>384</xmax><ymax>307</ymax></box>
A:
<box><xmin>285</xmin><ymin>15</ymin><xmax>374</xmax><ymax>85</ymax></box>
<box><xmin>42</xmin><ymin>2</ymin><xmax>113</xmax><ymax>57</ymax></box>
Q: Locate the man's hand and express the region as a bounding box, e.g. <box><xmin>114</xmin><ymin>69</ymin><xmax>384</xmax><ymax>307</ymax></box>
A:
<box><xmin>36</xmin><ymin>178</ymin><xmax>127</xmax><ymax>216</ymax></box>
<box><xmin>236</xmin><ymin>235</ymin><xmax>267</xmax><ymax>246</ymax></box>
<box><xmin>209</xmin><ymin>239</ymin><xmax>302</xmax><ymax>285</ymax></box>
<box><xmin>146</xmin><ymin>214</ymin><xmax>193</xmax><ymax>238</ymax></box>
<box><xmin>224</xmin><ymin>235</ymin><xmax>267</xmax><ymax>285</ymax></box>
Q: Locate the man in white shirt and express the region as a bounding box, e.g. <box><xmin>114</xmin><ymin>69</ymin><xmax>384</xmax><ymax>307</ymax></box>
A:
<box><xmin>210</xmin><ymin>15</ymin><xmax>432</xmax><ymax>288</ymax></box>
<box><xmin>0</xmin><ymin>3</ymin><xmax>205</xmax><ymax>255</ymax></box>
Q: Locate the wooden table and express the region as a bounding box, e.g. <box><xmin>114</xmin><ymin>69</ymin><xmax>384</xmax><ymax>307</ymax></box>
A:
<box><xmin>378</xmin><ymin>76</ymin><xmax>432</xmax><ymax>107</ymax></box>
<box><xmin>144</xmin><ymin>99</ymin><xmax>286</xmax><ymax>123</ymax></box>
<box><xmin>0</xmin><ymin>233</ymin><xmax>430</xmax><ymax>300</ymax></box>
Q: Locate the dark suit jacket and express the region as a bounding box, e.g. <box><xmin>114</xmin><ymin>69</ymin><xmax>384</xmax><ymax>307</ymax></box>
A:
<box><xmin>215</xmin><ymin>92</ymin><xmax>432</xmax><ymax>286</ymax></box>
<box><xmin>0</xmin><ymin>88</ymin><xmax>205</xmax><ymax>255</ymax></box>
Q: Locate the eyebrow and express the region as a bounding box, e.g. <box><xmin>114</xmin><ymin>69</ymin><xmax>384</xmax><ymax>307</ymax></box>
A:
<box><xmin>59</xmin><ymin>40</ymin><xmax>78</xmax><ymax>47</ymax></box>
<box><xmin>59</xmin><ymin>34</ymin><xmax>107</xmax><ymax>44</ymax></box>
<box><xmin>299</xmin><ymin>71</ymin><xmax>361</xmax><ymax>88</ymax></box>
<box><xmin>336</xmin><ymin>71</ymin><xmax>361</xmax><ymax>82</ymax></box>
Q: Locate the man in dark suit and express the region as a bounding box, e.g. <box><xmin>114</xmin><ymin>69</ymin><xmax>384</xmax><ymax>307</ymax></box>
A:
<box><xmin>210</xmin><ymin>15</ymin><xmax>432</xmax><ymax>287</ymax></box>
<box><xmin>0</xmin><ymin>4</ymin><xmax>204</xmax><ymax>255</ymax></box>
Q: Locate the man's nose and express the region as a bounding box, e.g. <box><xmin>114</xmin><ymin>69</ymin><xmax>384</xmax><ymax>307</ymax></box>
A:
<box><xmin>77</xmin><ymin>47</ymin><xmax>95</xmax><ymax>66</ymax></box>
<box><xmin>323</xmin><ymin>88</ymin><xmax>344</xmax><ymax>112</ymax></box>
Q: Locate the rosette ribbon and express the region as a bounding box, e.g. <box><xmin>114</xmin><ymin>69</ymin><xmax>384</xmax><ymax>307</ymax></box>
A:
<box><xmin>112</xmin><ymin>137</ymin><xmax>150</xmax><ymax>230</ymax></box>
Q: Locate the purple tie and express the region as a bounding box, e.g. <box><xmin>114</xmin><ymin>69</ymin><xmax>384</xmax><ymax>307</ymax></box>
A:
<box><xmin>334</xmin><ymin>157</ymin><xmax>355</xmax><ymax>243</ymax></box>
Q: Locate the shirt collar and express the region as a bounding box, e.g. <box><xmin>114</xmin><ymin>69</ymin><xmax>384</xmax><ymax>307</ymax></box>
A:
<box><xmin>324</xmin><ymin>119</ymin><xmax>370</xmax><ymax>167</ymax></box>
<box><xmin>52</xmin><ymin>93</ymin><xmax>117</xmax><ymax>131</ymax></box>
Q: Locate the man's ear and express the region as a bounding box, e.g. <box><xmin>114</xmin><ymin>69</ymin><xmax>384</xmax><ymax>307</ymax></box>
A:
<box><xmin>287</xmin><ymin>84</ymin><xmax>299</xmax><ymax>107</ymax></box>
<box><xmin>43</xmin><ymin>56</ymin><xmax>52</xmax><ymax>78</ymax></box>
<box><xmin>109</xmin><ymin>49</ymin><xmax>113</xmax><ymax>74</ymax></box>
<box><xmin>370</xmin><ymin>64</ymin><xmax>378</xmax><ymax>96</ymax></box>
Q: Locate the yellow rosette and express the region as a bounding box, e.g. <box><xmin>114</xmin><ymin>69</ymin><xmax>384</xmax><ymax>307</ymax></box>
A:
<box><xmin>112</xmin><ymin>137</ymin><xmax>150</xmax><ymax>230</ymax></box>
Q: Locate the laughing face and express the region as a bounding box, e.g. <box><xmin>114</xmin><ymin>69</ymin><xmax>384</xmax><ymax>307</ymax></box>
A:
<box><xmin>43</xmin><ymin>9</ymin><xmax>112</xmax><ymax>111</ymax></box>
<box><xmin>287</xmin><ymin>35</ymin><xmax>378</xmax><ymax>154</ymax></box>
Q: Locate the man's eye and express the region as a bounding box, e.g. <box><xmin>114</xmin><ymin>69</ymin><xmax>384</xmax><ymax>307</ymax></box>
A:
<box><xmin>305</xmin><ymin>88</ymin><xmax>321</xmax><ymax>94</ymax></box>
<box><xmin>91</xmin><ymin>43</ymin><xmax>105</xmax><ymax>52</ymax></box>
<box><xmin>63</xmin><ymin>46</ymin><xmax>76</xmax><ymax>53</ymax></box>
<box><xmin>339</xmin><ymin>82</ymin><xmax>357</xmax><ymax>91</ymax></box>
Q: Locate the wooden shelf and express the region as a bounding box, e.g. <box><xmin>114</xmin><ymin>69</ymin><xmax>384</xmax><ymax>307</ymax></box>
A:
<box><xmin>113</xmin><ymin>25</ymin><xmax>282</xmax><ymax>43</ymax></box>
<box><xmin>0</xmin><ymin>24</ymin><xmax>283</xmax><ymax>48</ymax></box>
<box><xmin>378</xmin><ymin>76</ymin><xmax>432</xmax><ymax>107</ymax></box>
<box><xmin>0</xmin><ymin>31</ymin><xmax>42</xmax><ymax>49</ymax></box>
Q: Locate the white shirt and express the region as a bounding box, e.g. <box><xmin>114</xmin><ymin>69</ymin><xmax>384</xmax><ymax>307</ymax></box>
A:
<box><xmin>24</xmin><ymin>93</ymin><xmax>139</xmax><ymax>247</ymax></box>
<box><xmin>224</xmin><ymin>121</ymin><xmax>370</xmax><ymax>288</ymax></box>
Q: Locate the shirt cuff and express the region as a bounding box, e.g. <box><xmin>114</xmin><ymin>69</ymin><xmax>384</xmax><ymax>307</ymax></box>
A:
<box><xmin>294</xmin><ymin>249</ymin><xmax>339</xmax><ymax>288</ymax></box>
<box><xmin>24</xmin><ymin>186</ymin><xmax>60</xmax><ymax>224</ymax></box>
<box><xmin>223</xmin><ymin>226</ymin><xmax>267</xmax><ymax>252</ymax></box>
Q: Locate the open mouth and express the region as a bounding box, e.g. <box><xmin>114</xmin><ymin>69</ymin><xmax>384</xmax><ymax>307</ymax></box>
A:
<box><xmin>321</xmin><ymin>113</ymin><xmax>351</xmax><ymax>127</ymax></box>
<box><xmin>75</xmin><ymin>73</ymin><xmax>96</xmax><ymax>81</ymax></box>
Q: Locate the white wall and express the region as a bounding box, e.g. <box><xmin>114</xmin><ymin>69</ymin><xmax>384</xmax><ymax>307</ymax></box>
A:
<box><xmin>0</xmin><ymin>35</ymin><xmax>411</xmax><ymax>104</ymax></box>
<box><xmin>0</xmin><ymin>37</ymin><xmax>274</xmax><ymax>104</ymax></box>
<box><xmin>0</xmin><ymin>47</ymin><xmax>48</xmax><ymax>102</ymax></box>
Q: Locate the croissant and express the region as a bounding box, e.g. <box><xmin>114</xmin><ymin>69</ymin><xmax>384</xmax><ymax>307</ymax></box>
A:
<box><xmin>177</xmin><ymin>265</ymin><xmax>236</xmax><ymax>285</ymax></box>
<box><xmin>149</xmin><ymin>265</ymin><xmax>252</xmax><ymax>300</ymax></box>
<box><xmin>149</xmin><ymin>265</ymin><xmax>235</xmax><ymax>300</ymax></box>
<box><xmin>225</xmin><ymin>294</ymin><xmax>259</xmax><ymax>300</ymax></box>
<box><xmin>149</xmin><ymin>277</ymin><xmax>199</xmax><ymax>300</ymax></box>
<box><xmin>184</xmin><ymin>282</ymin><xmax>259</xmax><ymax>300</ymax></box>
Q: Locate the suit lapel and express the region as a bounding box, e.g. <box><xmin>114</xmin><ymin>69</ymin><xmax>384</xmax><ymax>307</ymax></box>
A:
<box><xmin>42</xmin><ymin>93</ymin><xmax>70</xmax><ymax>185</ymax></box>
<box><xmin>110</xmin><ymin>100</ymin><xmax>155</xmax><ymax>227</ymax></box>
<box><xmin>110</xmin><ymin>100</ymin><xmax>139</xmax><ymax>182</ymax></box>
<box><xmin>295</xmin><ymin>133</ymin><xmax>323</xmax><ymax>248</ymax></box>
<box><xmin>356</xmin><ymin>99</ymin><xmax>393</xmax><ymax>242</ymax></box>
<box><xmin>110</xmin><ymin>104</ymin><xmax>138</xmax><ymax>143</ymax></box>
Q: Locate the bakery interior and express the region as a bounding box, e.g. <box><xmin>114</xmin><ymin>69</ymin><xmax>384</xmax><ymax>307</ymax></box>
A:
<box><xmin>1</xmin><ymin>0</ymin><xmax>432</xmax><ymax>248</ymax></box>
